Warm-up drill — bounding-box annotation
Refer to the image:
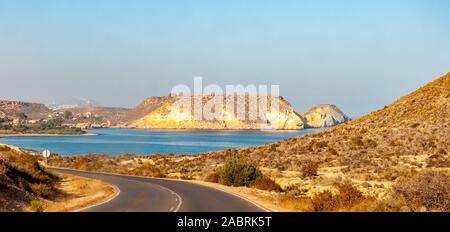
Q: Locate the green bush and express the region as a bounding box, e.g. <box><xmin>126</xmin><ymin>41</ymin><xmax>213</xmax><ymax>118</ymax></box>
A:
<box><xmin>218</xmin><ymin>154</ymin><xmax>263</xmax><ymax>187</ymax></box>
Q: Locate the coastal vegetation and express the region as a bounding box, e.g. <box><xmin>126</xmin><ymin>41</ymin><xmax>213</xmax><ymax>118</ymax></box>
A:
<box><xmin>0</xmin><ymin>118</ymin><xmax>85</xmax><ymax>135</ymax></box>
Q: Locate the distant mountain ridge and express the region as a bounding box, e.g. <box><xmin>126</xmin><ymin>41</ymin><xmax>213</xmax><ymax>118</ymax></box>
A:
<box><xmin>47</xmin><ymin>98</ymin><xmax>99</xmax><ymax>110</ymax></box>
<box><xmin>0</xmin><ymin>100</ymin><xmax>51</xmax><ymax>120</ymax></box>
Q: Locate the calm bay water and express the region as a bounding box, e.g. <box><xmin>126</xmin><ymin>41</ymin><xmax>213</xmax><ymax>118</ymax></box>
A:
<box><xmin>0</xmin><ymin>128</ymin><xmax>318</xmax><ymax>156</ymax></box>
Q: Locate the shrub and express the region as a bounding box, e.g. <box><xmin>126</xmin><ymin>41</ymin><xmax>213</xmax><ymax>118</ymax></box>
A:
<box><xmin>204</xmin><ymin>172</ymin><xmax>219</xmax><ymax>183</ymax></box>
<box><xmin>327</xmin><ymin>147</ymin><xmax>339</xmax><ymax>156</ymax></box>
<box><xmin>315</xmin><ymin>141</ymin><xmax>328</xmax><ymax>148</ymax></box>
<box><xmin>311</xmin><ymin>181</ymin><xmax>366</xmax><ymax>212</ymax></box>
<box><xmin>393</xmin><ymin>171</ymin><xmax>450</xmax><ymax>211</ymax></box>
<box><xmin>301</xmin><ymin>160</ymin><xmax>318</xmax><ymax>178</ymax></box>
<box><xmin>129</xmin><ymin>163</ymin><xmax>165</xmax><ymax>178</ymax></box>
<box><xmin>30</xmin><ymin>200</ymin><xmax>45</xmax><ymax>212</ymax></box>
<box><xmin>218</xmin><ymin>154</ymin><xmax>263</xmax><ymax>187</ymax></box>
<box><xmin>0</xmin><ymin>145</ymin><xmax>11</xmax><ymax>152</ymax></box>
<box><xmin>410</xmin><ymin>123</ymin><xmax>420</xmax><ymax>128</ymax></box>
<box><xmin>79</xmin><ymin>183</ymin><xmax>90</xmax><ymax>191</ymax></box>
<box><xmin>335</xmin><ymin>181</ymin><xmax>365</xmax><ymax>207</ymax></box>
<box><xmin>351</xmin><ymin>136</ymin><xmax>364</xmax><ymax>147</ymax></box>
<box><xmin>311</xmin><ymin>190</ymin><xmax>337</xmax><ymax>212</ymax></box>
<box><xmin>253</xmin><ymin>177</ymin><xmax>282</xmax><ymax>192</ymax></box>
<box><xmin>31</xmin><ymin>183</ymin><xmax>54</xmax><ymax>198</ymax></box>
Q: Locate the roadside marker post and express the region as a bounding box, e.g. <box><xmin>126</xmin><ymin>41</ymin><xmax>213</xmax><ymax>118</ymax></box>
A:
<box><xmin>42</xmin><ymin>149</ymin><xmax>51</xmax><ymax>166</ymax></box>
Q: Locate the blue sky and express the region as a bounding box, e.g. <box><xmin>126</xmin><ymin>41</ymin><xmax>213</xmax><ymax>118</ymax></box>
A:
<box><xmin>0</xmin><ymin>0</ymin><xmax>449</xmax><ymax>116</ymax></box>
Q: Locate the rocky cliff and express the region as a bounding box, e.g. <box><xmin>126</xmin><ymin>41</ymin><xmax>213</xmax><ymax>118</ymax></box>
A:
<box><xmin>122</xmin><ymin>95</ymin><xmax>305</xmax><ymax>130</ymax></box>
<box><xmin>304</xmin><ymin>104</ymin><xmax>350</xmax><ymax>128</ymax></box>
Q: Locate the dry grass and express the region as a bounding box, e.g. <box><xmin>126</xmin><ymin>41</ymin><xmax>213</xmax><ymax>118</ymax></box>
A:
<box><xmin>1</xmin><ymin>144</ymin><xmax>58</xmax><ymax>211</ymax></box>
<box><xmin>392</xmin><ymin>171</ymin><xmax>450</xmax><ymax>211</ymax></box>
<box><xmin>42</xmin><ymin>174</ymin><xmax>116</xmax><ymax>212</ymax></box>
<box><xmin>0</xmin><ymin>144</ymin><xmax>115</xmax><ymax>212</ymax></box>
<box><xmin>252</xmin><ymin>177</ymin><xmax>282</xmax><ymax>192</ymax></box>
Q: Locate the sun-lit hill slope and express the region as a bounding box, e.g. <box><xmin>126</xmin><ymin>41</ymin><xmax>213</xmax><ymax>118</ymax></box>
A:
<box><xmin>0</xmin><ymin>145</ymin><xmax>58</xmax><ymax>211</ymax></box>
<box><xmin>240</xmin><ymin>73</ymin><xmax>450</xmax><ymax>179</ymax></box>
<box><xmin>352</xmin><ymin>73</ymin><xmax>450</xmax><ymax>127</ymax></box>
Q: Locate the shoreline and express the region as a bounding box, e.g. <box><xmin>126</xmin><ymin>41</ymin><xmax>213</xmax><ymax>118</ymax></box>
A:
<box><xmin>114</xmin><ymin>126</ymin><xmax>315</xmax><ymax>133</ymax></box>
<box><xmin>0</xmin><ymin>133</ymin><xmax>97</xmax><ymax>138</ymax></box>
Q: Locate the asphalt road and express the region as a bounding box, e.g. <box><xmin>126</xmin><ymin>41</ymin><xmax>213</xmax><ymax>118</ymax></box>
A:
<box><xmin>51</xmin><ymin>168</ymin><xmax>267</xmax><ymax>212</ymax></box>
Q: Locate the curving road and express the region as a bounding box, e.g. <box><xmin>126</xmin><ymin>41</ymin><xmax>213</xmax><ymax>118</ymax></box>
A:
<box><xmin>50</xmin><ymin>168</ymin><xmax>267</xmax><ymax>212</ymax></box>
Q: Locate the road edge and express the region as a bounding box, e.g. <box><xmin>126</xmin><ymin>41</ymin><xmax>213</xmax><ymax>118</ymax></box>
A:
<box><xmin>49</xmin><ymin>168</ymin><xmax>121</xmax><ymax>212</ymax></box>
<box><xmin>71</xmin><ymin>183</ymin><xmax>121</xmax><ymax>212</ymax></box>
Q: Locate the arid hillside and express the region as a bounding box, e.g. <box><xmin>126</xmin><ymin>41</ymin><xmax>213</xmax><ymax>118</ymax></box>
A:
<box><xmin>0</xmin><ymin>144</ymin><xmax>58</xmax><ymax>211</ymax></box>
<box><xmin>60</xmin><ymin>106</ymin><xmax>130</xmax><ymax>125</ymax></box>
<box><xmin>249</xmin><ymin>72</ymin><xmax>450</xmax><ymax>176</ymax></box>
<box><xmin>121</xmin><ymin>96</ymin><xmax>174</xmax><ymax>122</ymax></box>
<box><xmin>0</xmin><ymin>100</ymin><xmax>51</xmax><ymax>120</ymax></box>
<box><xmin>0</xmin><ymin>144</ymin><xmax>117</xmax><ymax>212</ymax></box>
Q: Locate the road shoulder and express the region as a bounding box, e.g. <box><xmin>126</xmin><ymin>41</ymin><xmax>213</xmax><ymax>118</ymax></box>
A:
<box><xmin>40</xmin><ymin>173</ymin><xmax>118</xmax><ymax>212</ymax></box>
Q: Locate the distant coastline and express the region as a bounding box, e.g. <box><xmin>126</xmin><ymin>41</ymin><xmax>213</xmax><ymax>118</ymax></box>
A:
<box><xmin>0</xmin><ymin>133</ymin><xmax>97</xmax><ymax>138</ymax></box>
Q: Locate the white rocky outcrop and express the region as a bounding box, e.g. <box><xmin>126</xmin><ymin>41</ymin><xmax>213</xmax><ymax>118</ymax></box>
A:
<box><xmin>304</xmin><ymin>104</ymin><xmax>350</xmax><ymax>128</ymax></box>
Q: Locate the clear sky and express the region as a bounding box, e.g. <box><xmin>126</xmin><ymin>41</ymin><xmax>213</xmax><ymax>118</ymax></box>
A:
<box><xmin>0</xmin><ymin>0</ymin><xmax>449</xmax><ymax>116</ymax></box>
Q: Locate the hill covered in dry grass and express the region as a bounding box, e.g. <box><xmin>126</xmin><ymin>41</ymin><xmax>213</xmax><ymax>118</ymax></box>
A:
<box><xmin>0</xmin><ymin>145</ymin><xmax>58</xmax><ymax>211</ymax></box>
<box><xmin>246</xmin><ymin>72</ymin><xmax>450</xmax><ymax>178</ymax></box>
